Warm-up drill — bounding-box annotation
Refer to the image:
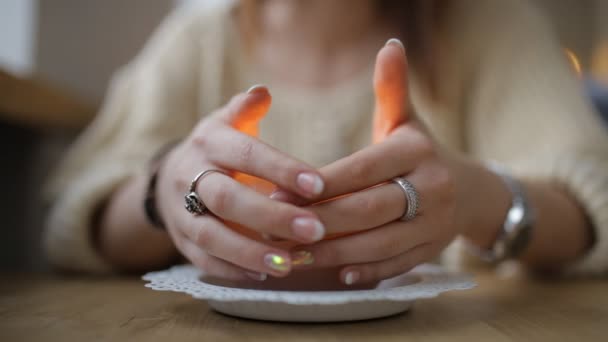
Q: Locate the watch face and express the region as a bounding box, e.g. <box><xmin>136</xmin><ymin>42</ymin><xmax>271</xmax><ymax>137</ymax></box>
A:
<box><xmin>508</xmin><ymin>205</ymin><xmax>524</xmax><ymax>223</ymax></box>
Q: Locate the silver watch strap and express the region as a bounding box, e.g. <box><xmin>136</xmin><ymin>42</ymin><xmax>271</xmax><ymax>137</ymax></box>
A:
<box><xmin>468</xmin><ymin>163</ymin><xmax>535</xmax><ymax>263</ymax></box>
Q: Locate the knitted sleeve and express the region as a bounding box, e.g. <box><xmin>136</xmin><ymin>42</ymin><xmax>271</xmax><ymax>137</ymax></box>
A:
<box><xmin>459</xmin><ymin>0</ymin><xmax>608</xmax><ymax>274</ymax></box>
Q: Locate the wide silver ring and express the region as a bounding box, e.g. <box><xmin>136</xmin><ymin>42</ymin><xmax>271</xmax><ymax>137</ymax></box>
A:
<box><xmin>391</xmin><ymin>177</ymin><xmax>419</xmax><ymax>221</ymax></box>
<box><xmin>184</xmin><ymin>169</ymin><xmax>228</xmax><ymax>216</ymax></box>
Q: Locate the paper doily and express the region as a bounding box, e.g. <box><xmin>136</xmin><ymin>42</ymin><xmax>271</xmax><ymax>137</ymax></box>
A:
<box><xmin>143</xmin><ymin>264</ymin><xmax>475</xmax><ymax>305</ymax></box>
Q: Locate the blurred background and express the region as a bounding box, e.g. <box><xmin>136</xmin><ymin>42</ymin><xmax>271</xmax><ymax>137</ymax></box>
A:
<box><xmin>0</xmin><ymin>0</ymin><xmax>606</xmax><ymax>272</ymax></box>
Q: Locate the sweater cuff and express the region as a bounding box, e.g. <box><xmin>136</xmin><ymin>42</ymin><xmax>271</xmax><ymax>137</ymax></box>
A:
<box><xmin>551</xmin><ymin>156</ymin><xmax>608</xmax><ymax>275</ymax></box>
<box><xmin>44</xmin><ymin>161</ymin><xmax>140</xmax><ymax>273</ymax></box>
<box><xmin>512</xmin><ymin>155</ymin><xmax>608</xmax><ymax>275</ymax></box>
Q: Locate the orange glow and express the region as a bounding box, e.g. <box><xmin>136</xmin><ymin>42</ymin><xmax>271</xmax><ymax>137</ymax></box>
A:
<box><xmin>371</xmin><ymin>43</ymin><xmax>409</xmax><ymax>143</ymax></box>
<box><xmin>229</xmin><ymin>49</ymin><xmax>408</xmax><ymax>243</ymax></box>
<box><xmin>232</xmin><ymin>173</ymin><xmax>275</xmax><ymax>194</ymax></box>
<box><xmin>372</xmin><ymin>86</ymin><xmax>408</xmax><ymax>143</ymax></box>
<box><xmin>564</xmin><ymin>48</ymin><xmax>582</xmax><ymax>78</ymax></box>
<box><xmin>230</xmin><ymin>91</ymin><xmax>273</xmax><ymax>193</ymax></box>
<box><xmin>591</xmin><ymin>41</ymin><xmax>608</xmax><ymax>86</ymax></box>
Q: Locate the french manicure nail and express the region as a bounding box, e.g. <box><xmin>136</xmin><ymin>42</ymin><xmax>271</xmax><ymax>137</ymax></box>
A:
<box><xmin>264</xmin><ymin>253</ymin><xmax>291</xmax><ymax>272</ymax></box>
<box><xmin>296</xmin><ymin>172</ymin><xmax>324</xmax><ymax>196</ymax></box>
<box><xmin>291</xmin><ymin>250</ymin><xmax>315</xmax><ymax>266</ymax></box>
<box><xmin>292</xmin><ymin>217</ymin><xmax>325</xmax><ymax>242</ymax></box>
<box><xmin>247</xmin><ymin>84</ymin><xmax>267</xmax><ymax>94</ymax></box>
<box><xmin>385</xmin><ymin>38</ymin><xmax>405</xmax><ymax>53</ymax></box>
<box><xmin>245</xmin><ymin>272</ymin><xmax>268</xmax><ymax>281</ymax></box>
<box><xmin>344</xmin><ymin>271</ymin><xmax>360</xmax><ymax>285</ymax></box>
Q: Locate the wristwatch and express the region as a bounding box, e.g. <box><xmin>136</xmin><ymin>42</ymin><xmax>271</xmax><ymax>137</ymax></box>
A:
<box><xmin>468</xmin><ymin>163</ymin><xmax>536</xmax><ymax>263</ymax></box>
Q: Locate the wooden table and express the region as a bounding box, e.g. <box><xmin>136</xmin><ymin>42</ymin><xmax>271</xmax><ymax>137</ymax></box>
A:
<box><xmin>1</xmin><ymin>268</ymin><xmax>607</xmax><ymax>341</ymax></box>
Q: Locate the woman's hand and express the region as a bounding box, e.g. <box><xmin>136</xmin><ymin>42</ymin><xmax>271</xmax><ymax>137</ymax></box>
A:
<box><xmin>302</xmin><ymin>127</ymin><xmax>459</xmax><ymax>286</ymax></box>
<box><xmin>156</xmin><ymin>86</ymin><xmax>327</xmax><ymax>281</ymax></box>
<box><xmin>274</xmin><ymin>40</ymin><xmax>462</xmax><ymax>285</ymax></box>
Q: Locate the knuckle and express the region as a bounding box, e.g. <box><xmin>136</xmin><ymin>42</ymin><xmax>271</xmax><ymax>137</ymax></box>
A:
<box><xmin>193</xmin><ymin>225</ymin><xmax>214</xmax><ymax>249</ymax></box>
<box><xmin>238</xmin><ymin>138</ymin><xmax>255</xmax><ymax>164</ymax></box>
<box><xmin>173</xmin><ymin>177</ymin><xmax>189</xmax><ymax>193</ymax></box>
<box><xmin>418</xmin><ymin>140</ymin><xmax>435</xmax><ymax>159</ymax></box>
<box><xmin>353</xmin><ymin>195</ymin><xmax>381</xmax><ymax>215</ymax></box>
<box><xmin>409</xmin><ymin>131</ymin><xmax>434</xmax><ymax>158</ymax></box>
<box><xmin>191</xmin><ymin>132</ymin><xmax>209</xmax><ymax>149</ymax></box>
<box><xmin>190</xmin><ymin>122</ymin><xmax>216</xmax><ymax>148</ymax></box>
<box><xmin>234</xmin><ymin>245</ymin><xmax>262</xmax><ymax>269</ymax></box>
<box><xmin>432</xmin><ymin>165</ymin><xmax>456</xmax><ymax>201</ymax></box>
<box><xmin>270</xmin><ymin>205</ymin><xmax>298</xmax><ymax>234</ymax></box>
<box><xmin>349</xmin><ymin>159</ymin><xmax>374</xmax><ymax>184</ymax></box>
<box><xmin>277</xmin><ymin>162</ymin><xmax>301</xmax><ymax>187</ymax></box>
<box><xmin>207</xmin><ymin>185</ymin><xmax>233</xmax><ymax>214</ymax></box>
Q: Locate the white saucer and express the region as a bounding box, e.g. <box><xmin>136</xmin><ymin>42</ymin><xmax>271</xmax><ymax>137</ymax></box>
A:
<box><xmin>143</xmin><ymin>264</ymin><xmax>475</xmax><ymax>322</ymax></box>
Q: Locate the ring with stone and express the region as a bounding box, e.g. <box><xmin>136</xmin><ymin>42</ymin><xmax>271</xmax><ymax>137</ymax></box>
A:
<box><xmin>184</xmin><ymin>169</ymin><xmax>228</xmax><ymax>216</ymax></box>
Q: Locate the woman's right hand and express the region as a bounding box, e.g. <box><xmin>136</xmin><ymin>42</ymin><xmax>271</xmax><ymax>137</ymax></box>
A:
<box><xmin>156</xmin><ymin>86</ymin><xmax>326</xmax><ymax>281</ymax></box>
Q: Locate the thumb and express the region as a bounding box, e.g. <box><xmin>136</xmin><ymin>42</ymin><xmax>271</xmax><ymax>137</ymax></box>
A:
<box><xmin>221</xmin><ymin>85</ymin><xmax>272</xmax><ymax>137</ymax></box>
<box><xmin>372</xmin><ymin>38</ymin><xmax>409</xmax><ymax>143</ymax></box>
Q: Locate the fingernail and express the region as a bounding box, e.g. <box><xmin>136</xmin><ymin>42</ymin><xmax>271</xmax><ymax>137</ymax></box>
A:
<box><xmin>344</xmin><ymin>270</ymin><xmax>360</xmax><ymax>285</ymax></box>
<box><xmin>296</xmin><ymin>172</ymin><xmax>324</xmax><ymax>196</ymax></box>
<box><xmin>291</xmin><ymin>217</ymin><xmax>325</xmax><ymax>242</ymax></box>
<box><xmin>385</xmin><ymin>38</ymin><xmax>405</xmax><ymax>53</ymax></box>
<box><xmin>245</xmin><ymin>272</ymin><xmax>267</xmax><ymax>281</ymax></box>
<box><xmin>247</xmin><ymin>84</ymin><xmax>267</xmax><ymax>94</ymax></box>
<box><xmin>269</xmin><ymin>190</ymin><xmax>291</xmax><ymax>202</ymax></box>
<box><xmin>264</xmin><ymin>253</ymin><xmax>291</xmax><ymax>272</ymax></box>
<box><xmin>291</xmin><ymin>250</ymin><xmax>314</xmax><ymax>266</ymax></box>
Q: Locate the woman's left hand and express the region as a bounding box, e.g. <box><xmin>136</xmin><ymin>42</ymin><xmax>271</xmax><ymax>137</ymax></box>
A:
<box><xmin>274</xmin><ymin>39</ymin><xmax>464</xmax><ymax>285</ymax></box>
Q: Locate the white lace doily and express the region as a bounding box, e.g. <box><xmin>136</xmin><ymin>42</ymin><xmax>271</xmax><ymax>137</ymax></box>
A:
<box><xmin>143</xmin><ymin>264</ymin><xmax>476</xmax><ymax>305</ymax></box>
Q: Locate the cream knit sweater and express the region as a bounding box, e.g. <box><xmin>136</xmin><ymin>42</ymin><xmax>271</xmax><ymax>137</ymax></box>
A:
<box><xmin>45</xmin><ymin>0</ymin><xmax>608</xmax><ymax>275</ymax></box>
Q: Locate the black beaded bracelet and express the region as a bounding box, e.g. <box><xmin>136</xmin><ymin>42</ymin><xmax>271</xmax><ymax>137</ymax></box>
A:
<box><xmin>144</xmin><ymin>141</ymin><xmax>180</xmax><ymax>230</ymax></box>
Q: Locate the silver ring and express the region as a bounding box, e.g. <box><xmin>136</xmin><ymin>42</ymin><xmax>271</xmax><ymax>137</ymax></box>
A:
<box><xmin>391</xmin><ymin>177</ymin><xmax>419</xmax><ymax>221</ymax></box>
<box><xmin>184</xmin><ymin>169</ymin><xmax>228</xmax><ymax>215</ymax></box>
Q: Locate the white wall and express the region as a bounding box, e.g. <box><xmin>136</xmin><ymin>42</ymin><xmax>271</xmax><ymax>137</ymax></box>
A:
<box><xmin>2</xmin><ymin>0</ymin><xmax>604</xmax><ymax>101</ymax></box>
<box><xmin>175</xmin><ymin>0</ymin><xmax>225</xmax><ymax>7</ymax></box>
<box><xmin>35</xmin><ymin>0</ymin><xmax>173</xmax><ymax>104</ymax></box>
<box><xmin>0</xmin><ymin>0</ymin><xmax>37</xmax><ymax>76</ymax></box>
